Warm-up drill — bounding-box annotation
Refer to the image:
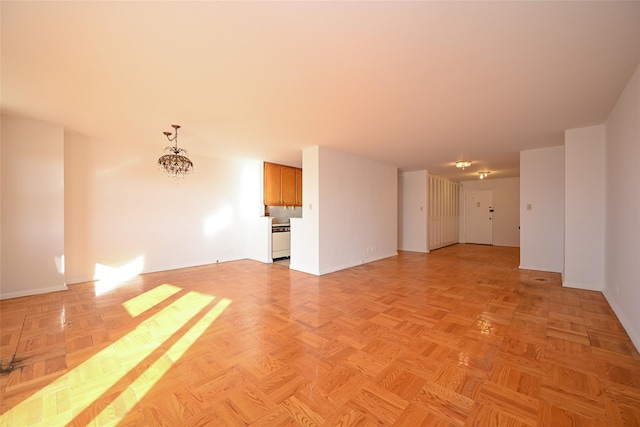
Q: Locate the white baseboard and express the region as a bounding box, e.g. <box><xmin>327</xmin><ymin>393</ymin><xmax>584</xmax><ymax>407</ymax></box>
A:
<box><xmin>602</xmin><ymin>288</ymin><xmax>640</xmax><ymax>354</ymax></box>
<box><xmin>518</xmin><ymin>264</ymin><xmax>562</xmax><ymax>273</ymax></box>
<box><xmin>562</xmin><ymin>280</ymin><xmax>603</xmax><ymax>292</ymax></box>
<box><xmin>0</xmin><ymin>284</ymin><xmax>68</xmax><ymax>300</ymax></box>
<box><xmin>319</xmin><ymin>252</ymin><xmax>399</xmax><ymax>276</ymax></box>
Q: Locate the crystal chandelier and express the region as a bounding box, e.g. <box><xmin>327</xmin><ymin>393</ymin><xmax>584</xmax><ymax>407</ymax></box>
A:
<box><xmin>157</xmin><ymin>124</ymin><xmax>193</xmax><ymax>179</ymax></box>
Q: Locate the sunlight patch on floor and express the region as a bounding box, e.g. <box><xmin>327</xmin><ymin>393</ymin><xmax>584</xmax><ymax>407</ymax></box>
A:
<box><xmin>91</xmin><ymin>297</ymin><xmax>232</xmax><ymax>425</ymax></box>
<box><xmin>123</xmin><ymin>283</ymin><xmax>182</xmax><ymax>317</ymax></box>
<box><xmin>0</xmin><ymin>287</ymin><xmax>231</xmax><ymax>427</ymax></box>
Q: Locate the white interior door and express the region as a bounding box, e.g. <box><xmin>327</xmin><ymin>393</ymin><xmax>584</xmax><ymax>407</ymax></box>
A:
<box><xmin>464</xmin><ymin>190</ymin><xmax>493</xmax><ymax>245</ymax></box>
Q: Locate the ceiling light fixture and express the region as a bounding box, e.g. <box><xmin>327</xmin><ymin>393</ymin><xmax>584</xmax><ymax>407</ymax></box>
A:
<box><xmin>455</xmin><ymin>161</ymin><xmax>472</xmax><ymax>170</ymax></box>
<box><xmin>479</xmin><ymin>171</ymin><xmax>490</xmax><ymax>179</ymax></box>
<box><xmin>158</xmin><ymin>124</ymin><xmax>193</xmax><ymax>179</ymax></box>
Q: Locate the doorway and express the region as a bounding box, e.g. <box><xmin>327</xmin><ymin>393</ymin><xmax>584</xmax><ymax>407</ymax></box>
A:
<box><xmin>464</xmin><ymin>190</ymin><xmax>493</xmax><ymax>245</ymax></box>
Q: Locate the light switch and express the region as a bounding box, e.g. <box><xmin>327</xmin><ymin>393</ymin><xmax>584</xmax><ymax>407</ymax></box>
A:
<box><xmin>308</xmin><ymin>203</ymin><xmax>313</xmax><ymax>210</ymax></box>
<box><xmin>527</xmin><ymin>203</ymin><xmax>532</xmax><ymax>210</ymax></box>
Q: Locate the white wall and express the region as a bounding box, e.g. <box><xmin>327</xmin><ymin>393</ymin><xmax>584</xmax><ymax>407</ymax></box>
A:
<box><xmin>603</xmin><ymin>63</ymin><xmax>640</xmax><ymax>350</ymax></box>
<box><xmin>64</xmin><ymin>131</ymin><xmax>95</xmax><ymax>284</ymax></box>
<box><xmin>247</xmin><ymin>216</ymin><xmax>273</xmax><ymax>264</ymax></box>
<box><xmin>1</xmin><ymin>112</ymin><xmax>276</xmax><ymax>298</ymax></box>
<box><xmin>0</xmin><ymin>118</ymin><xmax>2</xmax><ymax>290</ymax></box>
<box><xmin>291</xmin><ymin>146</ymin><xmax>397</xmax><ymax>275</ymax></box>
<box><xmin>290</xmin><ymin>146</ymin><xmax>320</xmax><ymax>274</ymax></box>
<box><xmin>520</xmin><ymin>146</ymin><xmax>565</xmax><ymax>273</ymax></box>
<box><xmin>1</xmin><ymin>113</ymin><xmax>67</xmax><ymax>299</ymax></box>
<box><xmin>398</xmin><ymin>170</ymin><xmax>428</xmax><ymax>253</ymax></box>
<box><xmin>564</xmin><ymin>125</ymin><xmax>605</xmax><ymax>291</ymax></box>
<box><xmin>318</xmin><ymin>147</ymin><xmax>397</xmax><ymax>274</ymax></box>
<box><xmin>460</xmin><ymin>177</ymin><xmax>520</xmax><ymax>247</ymax></box>
<box><xmin>63</xmin><ymin>131</ymin><xmax>264</xmax><ymax>284</ymax></box>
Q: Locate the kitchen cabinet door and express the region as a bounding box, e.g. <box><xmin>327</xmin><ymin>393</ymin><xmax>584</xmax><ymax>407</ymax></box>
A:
<box><xmin>264</xmin><ymin>162</ymin><xmax>283</xmax><ymax>205</ymax></box>
<box><xmin>281</xmin><ymin>166</ymin><xmax>296</xmax><ymax>205</ymax></box>
<box><xmin>295</xmin><ymin>168</ymin><xmax>302</xmax><ymax>206</ymax></box>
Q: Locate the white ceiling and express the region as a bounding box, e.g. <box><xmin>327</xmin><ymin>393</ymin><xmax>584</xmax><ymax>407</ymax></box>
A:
<box><xmin>2</xmin><ymin>1</ymin><xmax>639</xmax><ymax>181</ymax></box>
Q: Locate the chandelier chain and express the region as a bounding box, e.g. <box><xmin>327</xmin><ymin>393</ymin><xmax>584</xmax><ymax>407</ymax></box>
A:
<box><xmin>166</xmin><ymin>125</ymin><xmax>178</xmax><ymax>145</ymax></box>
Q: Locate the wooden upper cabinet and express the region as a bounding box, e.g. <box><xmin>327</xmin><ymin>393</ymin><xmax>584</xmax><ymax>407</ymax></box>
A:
<box><xmin>264</xmin><ymin>162</ymin><xmax>302</xmax><ymax>206</ymax></box>
<box><xmin>281</xmin><ymin>166</ymin><xmax>296</xmax><ymax>205</ymax></box>
<box><xmin>295</xmin><ymin>168</ymin><xmax>302</xmax><ymax>206</ymax></box>
<box><xmin>264</xmin><ymin>162</ymin><xmax>283</xmax><ymax>205</ymax></box>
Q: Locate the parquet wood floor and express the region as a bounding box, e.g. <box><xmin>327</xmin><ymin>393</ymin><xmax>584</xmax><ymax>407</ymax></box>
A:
<box><xmin>1</xmin><ymin>244</ymin><xmax>639</xmax><ymax>426</ymax></box>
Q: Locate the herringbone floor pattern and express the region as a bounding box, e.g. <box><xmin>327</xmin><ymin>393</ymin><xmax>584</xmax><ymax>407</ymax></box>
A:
<box><xmin>1</xmin><ymin>245</ymin><xmax>639</xmax><ymax>426</ymax></box>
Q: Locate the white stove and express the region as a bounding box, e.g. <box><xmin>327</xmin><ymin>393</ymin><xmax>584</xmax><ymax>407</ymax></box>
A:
<box><xmin>272</xmin><ymin>223</ymin><xmax>290</xmax><ymax>259</ymax></box>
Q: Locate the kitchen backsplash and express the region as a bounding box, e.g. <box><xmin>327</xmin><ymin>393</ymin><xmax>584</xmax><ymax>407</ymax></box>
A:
<box><xmin>266</xmin><ymin>206</ymin><xmax>302</xmax><ymax>224</ymax></box>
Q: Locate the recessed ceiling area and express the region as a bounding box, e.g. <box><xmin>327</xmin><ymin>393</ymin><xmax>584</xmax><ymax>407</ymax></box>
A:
<box><xmin>2</xmin><ymin>1</ymin><xmax>639</xmax><ymax>181</ymax></box>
